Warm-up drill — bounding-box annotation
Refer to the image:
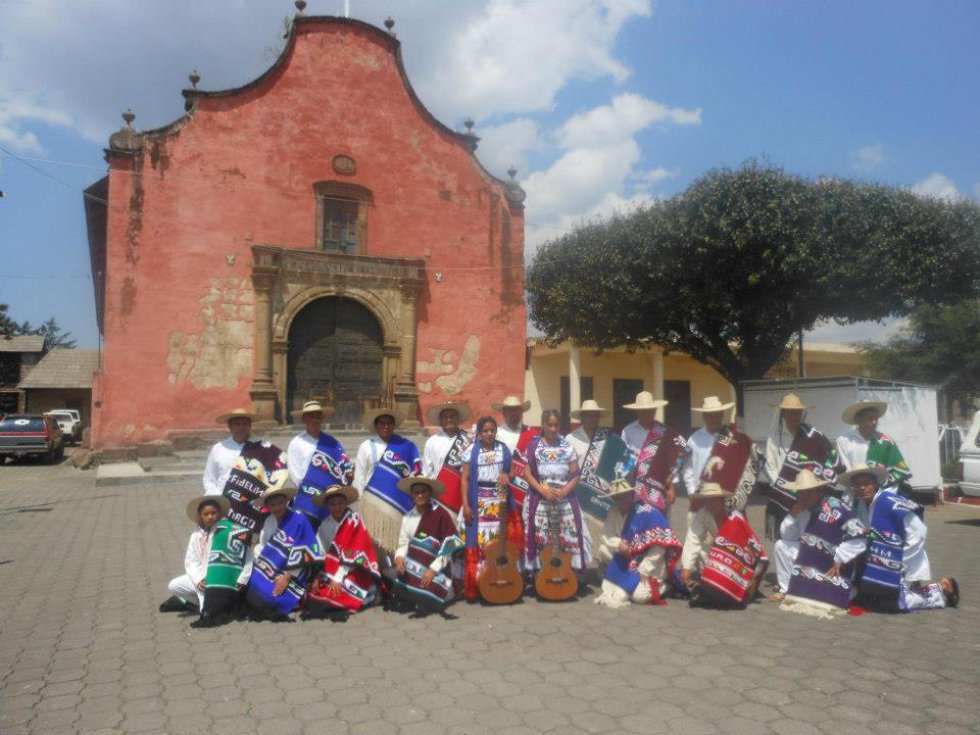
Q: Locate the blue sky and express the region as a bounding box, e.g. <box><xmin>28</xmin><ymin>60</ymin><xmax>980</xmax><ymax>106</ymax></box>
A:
<box><xmin>1</xmin><ymin>0</ymin><xmax>977</xmax><ymax>349</ymax></box>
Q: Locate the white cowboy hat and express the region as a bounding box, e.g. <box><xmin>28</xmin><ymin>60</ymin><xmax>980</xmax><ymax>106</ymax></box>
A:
<box><xmin>491</xmin><ymin>395</ymin><xmax>531</xmax><ymax>412</ymax></box>
<box><xmin>426</xmin><ymin>401</ymin><xmax>472</xmax><ymax>426</ymax></box>
<box><xmin>396</xmin><ymin>476</ymin><xmax>446</xmax><ymax>498</ymax></box>
<box><xmin>570</xmin><ymin>399</ymin><xmax>611</xmax><ymax>419</ymax></box>
<box><xmin>842</xmin><ymin>400</ymin><xmax>888</xmax><ymax>425</ymax></box>
<box><xmin>783</xmin><ymin>469</ymin><xmax>832</xmax><ymax>494</ymax></box>
<box><xmin>694</xmin><ymin>482</ymin><xmax>731</xmax><ymax>499</ymax></box>
<box><xmin>606</xmin><ymin>479</ymin><xmax>636</xmax><ymax>499</ymax></box>
<box><xmin>838</xmin><ymin>464</ymin><xmax>888</xmax><ymax>486</ymax></box>
<box><xmin>622</xmin><ymin>391</ymin><xmax>668</xmax><ymax>410</ymax></box>
<box><xmin>771</xmin><ymin>393</ymin><xmax>814</xmax><ymax>411</ymax></box>
<box><xmin>312</xmin><ymin>484</ymin><xmax>360</xmax><ymax>506</ymax></box>
<box><xmin>362</xmin><ymin>407</ymin><xmax>405</xmax><ymax>432</ymax></box>
<box><xmin>691</xmin><ymin>396</ymin><xmax>735</xmax><ymax>414</ymax></box>
<box><xmin>215</xmin><ymin>407</ymin><xmax>256</xmax><ymax>424</ymax></box>
<box><xmin>251</xmin><ymin>485</ymin><xmax>298</xmax><ymax>507</ymax></box>
<box><xmin>289</xmin><ymin>400</ymin><xmax>336</xmax><ymax>419</ymax></box>
<box><xmin>185</xmin><ymin>494</ymin><xmax>230</xmax><ymax>524</ymax></box>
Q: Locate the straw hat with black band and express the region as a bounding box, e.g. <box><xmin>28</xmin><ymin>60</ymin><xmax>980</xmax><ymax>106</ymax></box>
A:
<box><xmin>771</xmin><ymin>393</ymin><xmax>814</xmax><ymax>411</ymax></box>
<box><xmin>426</xmin><ymin>401</ymin><xmax>471</xmax><ymax>426</ymax></box>
<box><xmin>289</xmin><ymin>400</ymin><xmax>336</xmax><ymax>420</ymax></box>
<box><xmin>841</xmin><ymin>400</ymin><xmax>888</xmax><ymax>425</ymax></box>
<box><xmin>362</xmin><ymin>407</ymin><xmax>406</xmax><ymax>432</ymax></box>
<box><xmin>491</xmin><ymin>395</ymin><xmax>531</xmax><ymax>412</ymax></box>
<box><xmin>215</xmin><ymin>407</ymin><xmax>256</xmax><ymax>424</ymax></box>
<box><xmin>186</xmin><ymin>494</ymin><xmax>230</xmax><ymax>523</ymax></box>
<box><xmin>396</xmin><ymin>476</ymin><xmax>446</xmax><ymax>498</ymax></box>
<box><xmin>570</xmin><ymin>399</ymin><xmax>611</xmax><ymax>419</ymax></box>
<box><xmin>312</xmin><ymin>485</ymin><xmax>360</xmax><ymax>506</ymax></box>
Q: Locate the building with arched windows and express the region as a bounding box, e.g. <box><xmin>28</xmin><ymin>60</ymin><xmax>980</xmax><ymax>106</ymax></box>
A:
<box><xmin>85</xmin><ymin>14</ymin><xmax>526</xmax><ymax>450</ymax></box>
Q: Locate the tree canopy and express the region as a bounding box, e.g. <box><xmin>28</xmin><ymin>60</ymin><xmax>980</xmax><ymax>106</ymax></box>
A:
<box><xmin>0</xmin><ymin>299</ymin><xmax>76</xmax><ymax>348</ymax></box>
<box><xmin>859</xmin><ymin>299</ymin><xmax>980</xmax><ymax>420</ymax></box>
<box><xmin>527</xmin><ymin>162</ymin><xmax>980</xmax><ymax>408</ymax></box>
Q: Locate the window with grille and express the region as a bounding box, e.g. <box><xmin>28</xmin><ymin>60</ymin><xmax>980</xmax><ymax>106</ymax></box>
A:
<box><xmin>314</xmin><ymin>181</ymin><xmax>372</xmax><ymax>254</ymax></box>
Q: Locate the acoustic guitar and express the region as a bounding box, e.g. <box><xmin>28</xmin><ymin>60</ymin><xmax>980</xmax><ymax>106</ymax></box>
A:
<box><xmin>534</xmin><ymin>500</ymin><xmax>578</xmax><ymax>601</ymax></box>
<box><xmin>478</xmin><ymin>479</ymin><xmax>524</xmax><ymax>605</ymax></box>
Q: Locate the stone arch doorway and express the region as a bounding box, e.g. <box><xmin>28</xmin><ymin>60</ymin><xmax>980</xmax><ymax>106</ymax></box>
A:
<box><xmin>286</xmin><ymin>297</ymin><xmax>384</xmax><ymax>426</ymax></box>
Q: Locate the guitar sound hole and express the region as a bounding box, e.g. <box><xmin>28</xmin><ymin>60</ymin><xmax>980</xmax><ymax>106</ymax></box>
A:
<box><xmin>550</xmin><ymin>557</ymin><xmax>562</xmax><ymax>568</ymax></box>
<box><xmin>496</xmin><ymin>556</ymin><xmax>508</xmax><ymax>566</ymax></box>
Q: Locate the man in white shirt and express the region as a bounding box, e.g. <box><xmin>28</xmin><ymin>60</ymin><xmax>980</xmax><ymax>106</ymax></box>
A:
<box><xmin>491</xmin><ymin>395</ymin><xmax>533</xmax><ymax>453</ymax></box>
<box><xmin>287</xmin><ymin>401</ymin><xmax>343</xmax><ymax>487</ymax></box>
<box><xmin>835</xmin><ymin>399</ymin><xmax>911</xmax><ymax>499</ymax></box>
<box><xmin>353</xmin><ymin>408</ymin><xmax>405</xmax><ymax>491</ymax></box>
<box><xmin>203</xmin><ymin>407</ymin><xmax>256</xmax><ymax>495</ymax></box>
<box><xmin>681</xmin><ymin>396</ymin><xmax>735</xmax><ymax>496</ymax></box>
<box><xmin>422</xmin><ymin>401</ymin><xmax>472</xmax><ymax>478</ymax></box>
<box><xmin>620</xmin><ymin>391</ymin><xmax>668</xmax><ymax>454</ymax></box>
<box><xmin>568</xmin><ymin>399</ymin><xmax>610</xmax><ymax>465</ymax></box>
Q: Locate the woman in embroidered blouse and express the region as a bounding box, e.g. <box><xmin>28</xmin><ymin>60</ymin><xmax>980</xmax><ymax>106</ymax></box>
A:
<box><xmin>522</xmin><ymin>409</ymin><xmax>592</xmax><ymax>579</ymax></box>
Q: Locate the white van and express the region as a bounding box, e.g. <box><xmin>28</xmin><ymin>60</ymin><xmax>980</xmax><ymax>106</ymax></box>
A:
<box><xmin>959</xmin><ymin>411</ymin><xmax>980</xmax><ymax>498</ymax></box>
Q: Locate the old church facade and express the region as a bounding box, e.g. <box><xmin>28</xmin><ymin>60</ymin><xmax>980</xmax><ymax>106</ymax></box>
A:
<box><xmin>85</xmin><ymin>15</ymin><xmax>526</xmax><ymax>450</ymax></box>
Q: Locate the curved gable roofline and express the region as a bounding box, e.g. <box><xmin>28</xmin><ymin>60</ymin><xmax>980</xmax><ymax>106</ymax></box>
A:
<box><xmin>119</xmin><ymin>16</ymin><xmax>519</xmax><ymax>194</ymax></box>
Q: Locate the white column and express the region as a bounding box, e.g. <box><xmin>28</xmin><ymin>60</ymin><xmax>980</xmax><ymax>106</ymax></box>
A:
<box><xmin>651</xmin><ymin>347</ymin><xmax>665</xmax><ymax>422</ymax></box>
<box><xmin>569</xmin><ymin>343</ymin><xmax>582</xmax><ymax>414</ymax></box>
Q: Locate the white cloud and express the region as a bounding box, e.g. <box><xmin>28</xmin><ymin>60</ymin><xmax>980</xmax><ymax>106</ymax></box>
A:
<box><xmin>421</xmin><ymin>0</ymin><xmax>651</xmax><ymax>121</ymax></box>
<box><xmin>526</xmin><ymin>190</ymin><xmax>654</xmax><ymax>251</ymax></box>
<box><xmin>911</xmin><ymin>172</ymin><xmax>960</xmax><ymax>202</ymax></box>
<box><xmin>0</xmin><ymin>99</ymin><xmax>75</xmax><ymax>154</ymax></box>
<box><xmin>850</xmin><ymin>144</ymin><xmax>885</xmax><ymax>173</ymax></box>
<box><xmin>557</xmin><ymin>93</ymin><xmax>700</xmax><ymax>148</ymax></box>
<box><xmin>805</xmin><ymin>317</ymin><xmax>906</xmax><ymax>346</ymax></box>
<box><xmin>473</xmin><ymin>118</ymin><xmax>544</xmax><ymax>179</ymax></box>
<box><xmin>634</xmin><ymin>166</ymin><xmax>678</xmax><ymax>188</ymax></box>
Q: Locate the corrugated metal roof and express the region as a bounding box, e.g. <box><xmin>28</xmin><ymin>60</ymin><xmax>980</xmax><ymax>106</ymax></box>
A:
<box><xmin>18</xmin><ymin>349</ymin><xmax>99</xmax><ymax>389</ymax></box>
<box><xmin>0</xmin><ymin>335</ymin><xmax>46</xmax><ymax>353</ymax></box>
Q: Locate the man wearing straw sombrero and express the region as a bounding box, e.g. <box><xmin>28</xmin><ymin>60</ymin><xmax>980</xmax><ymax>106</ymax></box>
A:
<box><xmin>203</xmin><ymin>407</ymin><xmax>259</xmax><ymax>496</ymax></box>
<box><xmin>773</xmin><ymin>469</ymin><xmax>868</xmax><ymax>613</ymax></box>
<box><xmin>762</xmin><ymin>393</ymin><xmax>843</xmax><ymax>541</ymax></box>
<box><xmin>491</xmin><ymin>395</ymin><xmax>539</xmax><ymax>508</ymax></box>
<box><xmin>681</xmin><ymin>395</ymin><xmax>736</xmax><ymax>498</ymax></box>
<box><xmin>568</xmin><ymin>399</ymin><xmax>610</xmax><ymax>466</ymax></box>
<box><xmin>620</xmin><ymin>391</ymin><xmax>668</xmax><ymax>455</ymax></box>
<box><xmin>353</xmin><ymin>407</ymin><xmax>422</xmax><ymax>552</ymax></box>
<box><xmin>422</xmin><ymin>401</ymin><xmax>473</xmax><ymax>517</ymax></box>
<box><xmin>287</xmin><ymin>400</ymin><xmax>354</xmax><ymax>530</ymax></box>
<box><xmin>835</xmin><ymin>399</ymin><xmax>912</xmax><ymax>500</ymax></box>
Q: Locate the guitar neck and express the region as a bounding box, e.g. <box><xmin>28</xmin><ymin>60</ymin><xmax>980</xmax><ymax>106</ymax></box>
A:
<box><xmin>549</xmin><ymin>500</ymin><xmax>561</xmax><ymax>555</ymax></box>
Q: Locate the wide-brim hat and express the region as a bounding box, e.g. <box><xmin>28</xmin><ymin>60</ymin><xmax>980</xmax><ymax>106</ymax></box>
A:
<box><xmin>289</xmin><ymin>400</ymin><xmax>336</xmax><ymax>419</ymax></box>
<box><xmin>772</xmin><ymin>393</ymin><xmax>814</xmax><ymax>411</ymax></box>
<box><xmin>426</xmin><ymin>401</ymin><xmax>472</xmax><ymax>426</ymax></box>
<box><xmin>842</xmin><ymin>400</ymin><xmax>888</xmax><ymax>425</ymax></box>
<box><xmin>396</xmin><ymin>476</ymin><xmax>445</xmax><ymax>498</ymax></box>
<box><xmin>691</xmin><ymin>396</ymin><xmax>735</xmax><ymax>414</ymax></box>
<box><xmin>622</xmin><ymin>391</ymin><xmax>668</xmax><ymax>410</ymax></box>
<box><xmin>251</xmin><ymin>485</ymin><xmax>297</xmax><ymax>507</ymax></box>
<box><xmin>491</xmin><ymin>395</ymin><xmax>531</xmax><ymax>412</ymax></box>
<box><xmin>186</xmin><ymin>494</ymin><xmax>230</xmax><ymax>523</ymax></box>
<box><xmin>362</xmin><ymin>407</ymin><xmax>405</xmax><ymax>432</ymax></box>
<box><xmin>783</xmin><ymin>469</ymin><xmax>831</xmax><ymax>494</ymax></box>
<box><xmin>216</xmin><ymin>407</ymin><xmax>256</xmax><ymax>424</ymax></box>
<box><xmin>606</xmin><ymin>480</ymin><xmax>636</xmax><ymax>499</ymax></box>
<box><xmin>838</xmin><ymin>463</ymin><xmax>888</xmax><ymax>486</ymax></box>
<box><xmin>694</xmin><ymin>482</ymin><xmax>731</xmax><ymax>499</ymax></box>
<box><xmin>312</xmin><ymin>484</ymin><xmax>360</xmax><ymax>506</ymax></box>
<box><xmin>570</xmin><ymin>399</ymin><xmax>611</xmax><ymax>419</ymax></box>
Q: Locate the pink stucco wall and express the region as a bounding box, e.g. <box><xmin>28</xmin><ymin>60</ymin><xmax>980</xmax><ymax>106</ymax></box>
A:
<box><xmin>94</xmin><ymin>18</ymin><xmax>525</xmax><ymax>449</ymax></box>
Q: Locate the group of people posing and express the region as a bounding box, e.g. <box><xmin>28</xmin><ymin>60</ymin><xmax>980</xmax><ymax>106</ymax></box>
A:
<box><xmin>161</xmin><ymin>390</ymin><xmax>959</xmax><ymax>626</ymax></box>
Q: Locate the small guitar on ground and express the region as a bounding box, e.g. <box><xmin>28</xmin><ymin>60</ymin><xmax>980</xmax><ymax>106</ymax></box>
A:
<box><xmin>478</xmin><ymin>479</ymin><xmax>523</xmax><ymax>605</ymax></box>
<box><xmin>534</xmin><ymin>501</ymin><xmax>578</xmax><ymax>601</ymax></box>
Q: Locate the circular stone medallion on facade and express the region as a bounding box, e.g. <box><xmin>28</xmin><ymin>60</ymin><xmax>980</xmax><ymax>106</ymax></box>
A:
<box><xmin>332</xmin><ymin>154</ymin><xmax>357</xmax><ymax>175</ymax></box>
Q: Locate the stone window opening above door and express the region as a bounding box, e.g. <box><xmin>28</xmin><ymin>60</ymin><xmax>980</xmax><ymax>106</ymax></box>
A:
<box><xmin>313</xmin><ymin>181</ymin><xmax>373</xmax><ymax>254</ymax></box>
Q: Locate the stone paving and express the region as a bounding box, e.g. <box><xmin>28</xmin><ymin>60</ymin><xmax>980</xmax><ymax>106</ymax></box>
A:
<box><xmin>1</xmin><ymin>458</ymin><xmax>978</xmax><ymax>735</ymax></box>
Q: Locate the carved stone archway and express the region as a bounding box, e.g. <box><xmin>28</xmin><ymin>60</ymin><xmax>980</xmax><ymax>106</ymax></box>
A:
<box><xmin>250</xmin><ymin>245</ymin><xmax>424</xmax><ymax>426</ymax></box>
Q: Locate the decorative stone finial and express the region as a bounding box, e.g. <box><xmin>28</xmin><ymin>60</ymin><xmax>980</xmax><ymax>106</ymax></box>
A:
<box><xmin>507</xmin><ymin>166</ymin><xmax>517</xmax><ymax>180</ymax></box>
<box><xmin>384</xmin><ymin>17</ymin><xmax>395</xmax><ymax>33</ymax></box>
<box><xmin>464</xmin><ymin>118</ymin><xmax>475</xmax><ymax>133</ymax></box>
<box><xmin>109</xmin><ymin>109</ymin><xmax>142</xmax><ymax>154</ymax></box>
<box><xmin>122</xmin><ymin>109</ymin><xmax>135</xmax><ymax>127</ymax></box>
<box><xmin>188</xmin><ymin>70</ymin><xmax>200</xmax><ymax>88</ymax></box>
<box><xmin>295</xmin><ymin>0</ymin><xmax>307</xmax><ymax>14</ymax></box>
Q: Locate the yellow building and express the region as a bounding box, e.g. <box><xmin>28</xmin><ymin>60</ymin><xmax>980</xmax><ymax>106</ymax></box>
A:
<box><xmin>524</xmin><ymin>340</ymin><xmax>869</xmax><ymax>432</ymax></box>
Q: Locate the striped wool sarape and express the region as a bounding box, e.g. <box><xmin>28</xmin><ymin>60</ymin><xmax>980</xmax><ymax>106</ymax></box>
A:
<box><xmin>785</xmin><ymin>496</ymin><xmax>868</xmax><ymax>613</ymax></box>
<box><xmin>698</xmin><ymin>510</ymin><xmax>768</xmax><ymax>608</ymax></box>
<box><xmin>307</xmin><ymin>509</ymin><xmax>380</xmax><ymax>613</ymax></box>
<box><xmin>246</xmin><ymin>509</ymin><xmax>323</xmax><ymax>617</ymax></box>
<box><xmin>292</xmin><ymin>433</ymin><xmax>354</xmax><ymax>528</ymax></box>
<box><xmin>392</xmin><ymin>504</ymin><xmax>463</xmax><ymax>607</ymax></box>
<box><xmin>633</xmin><ymin>422</ymin><xmax>687</xmax><ymax>513</ymax></box>
<box><xmin>855</xmin><ymin>489</ymin><xmax>920</xmax><ymax>612</ymax></box>
<box><xmin>767</xmin><ymin>424</ymin><xmax>841</xmax><ymax>532</ymax></box>
<box><xmin>222</xmin><ymin>441</ymin><xmax>289</xmax><ymax>534</ymax></box>
<box><xmin>435</xmin><ymin>428</ymin><xmax>473</xmax><ymax>515</ymax></box>
<box><xmin>699</xmin><ymin>427</ymin><xmax>760</xmax><ymax>512</ymax></box>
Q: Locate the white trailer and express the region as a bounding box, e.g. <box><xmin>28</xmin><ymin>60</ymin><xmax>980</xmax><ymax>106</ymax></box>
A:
<box><xmin>740</xmin><ymin>376</ymin><xmax>943</xmax><ymax>493</ymax></box>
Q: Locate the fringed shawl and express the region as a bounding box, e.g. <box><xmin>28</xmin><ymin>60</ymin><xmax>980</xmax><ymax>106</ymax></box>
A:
<box><xmin>292</xmin><ymin>433</ymin><xmax>354</xmax><ymax>528</ymax></box>
<box><xmin>246</xmin><ymin>510</ymin><xmax>323</xmax><ymax>616</ymax></box>
<box><xmin>699</xmin><ymin>510</ymin><xmax>768</xmax><ymax>607</ymax></box>
<box><xmin>308</xmin><ymin>509</ymin><xmax>380</xmax><ymax>612</ymax></box>
<box><xmin>436</xmin><ymin>429</ymin><xmax>473</xmax><ymax>515</ymax></box>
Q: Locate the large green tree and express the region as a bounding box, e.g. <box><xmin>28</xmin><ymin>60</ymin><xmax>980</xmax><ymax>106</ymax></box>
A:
<box><xmin>859</xmin><ymin>299</ymin><xmax>980</xmax><ymax>420</ymax></box>
<box><xmin>527</xmin><ymin>162</ymin><xmax>980</xmax><ymax>410</ymax></box>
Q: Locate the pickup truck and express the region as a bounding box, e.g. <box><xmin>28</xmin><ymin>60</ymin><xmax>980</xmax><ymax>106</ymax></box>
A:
<box><xmin>0</xmin><ymin>414</ymin><xmax>65</xmax><ymax>464</ymax></box>
<box><xmin>47</xmin><ymin>410</ymin><xmax>81</xmax><ymax>443</ymax></box>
